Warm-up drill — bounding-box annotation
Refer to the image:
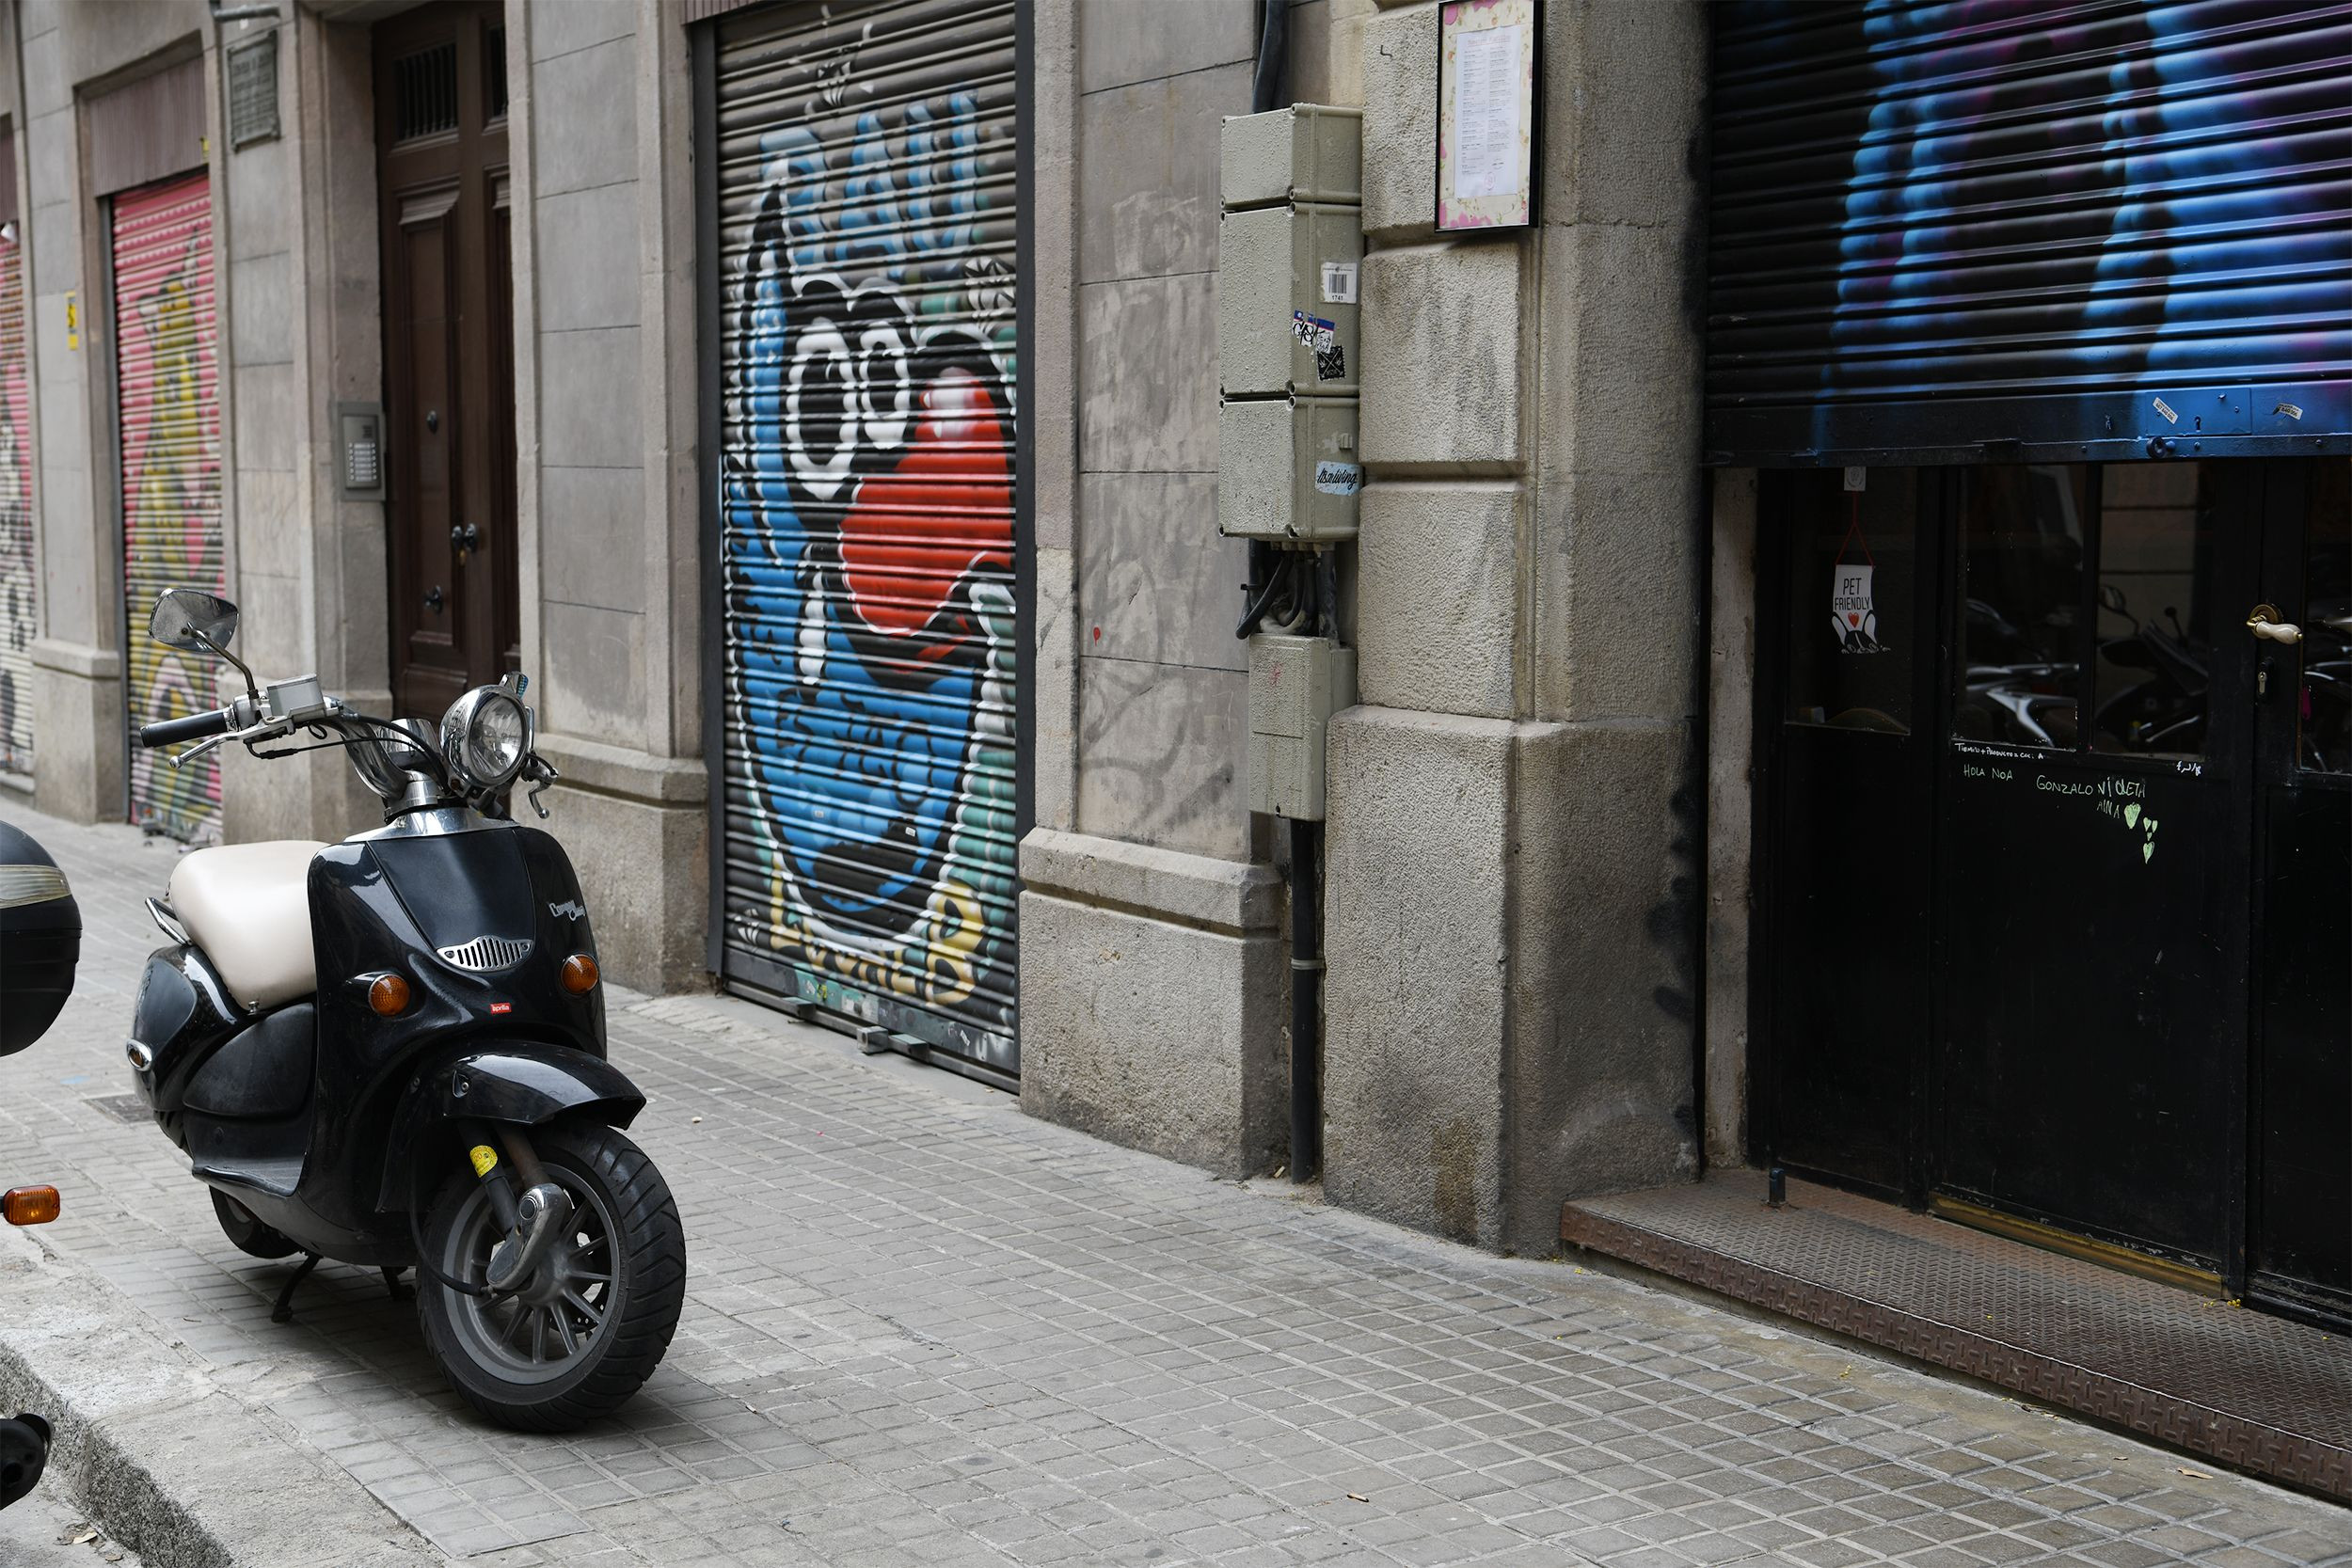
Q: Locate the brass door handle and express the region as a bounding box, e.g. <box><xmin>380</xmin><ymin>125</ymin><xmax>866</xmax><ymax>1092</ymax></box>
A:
<box><xmin>2246</xmin><ymin>604</ymin><xmax>2302</xmax><ymax>644</ymax></box>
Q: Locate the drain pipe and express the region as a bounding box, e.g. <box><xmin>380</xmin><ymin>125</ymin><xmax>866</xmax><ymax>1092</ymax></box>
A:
<box><xmin>1289</xmin><ymin>816</ymin><xmax>1323</xmax><ymax>1181</ymax></box>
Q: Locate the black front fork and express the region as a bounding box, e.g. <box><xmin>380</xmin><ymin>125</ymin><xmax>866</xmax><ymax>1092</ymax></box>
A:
<box><xmin>460</xmin><ymin>1122</ymin><xmax>573</xmax><ymax>1293</ymax></box>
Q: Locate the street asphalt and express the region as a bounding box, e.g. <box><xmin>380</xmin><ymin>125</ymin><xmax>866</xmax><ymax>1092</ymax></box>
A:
<box><xmin>1</xmin><ymin>797</ymin><xmax>2346</xmax><ymax>1567</ymax></box>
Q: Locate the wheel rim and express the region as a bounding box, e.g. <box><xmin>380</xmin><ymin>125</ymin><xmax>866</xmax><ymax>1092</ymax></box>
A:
<box><xmin>439</xmin><ymin>1164</ymin><xmax>621</xmax><ymax>1386</ymax></box>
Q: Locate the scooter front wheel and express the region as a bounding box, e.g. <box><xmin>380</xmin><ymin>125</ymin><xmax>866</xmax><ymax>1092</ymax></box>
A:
<box><xmin>416</xmin><ymin>1120</ymin><xmax>685</xmax><ymax>1432</ymax></box>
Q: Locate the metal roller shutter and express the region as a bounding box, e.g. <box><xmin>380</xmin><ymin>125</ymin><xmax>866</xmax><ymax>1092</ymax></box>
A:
<box><xmin>711</xmin><ymin>0</ymin><xmax>1022</xmax><ymax>1075</ymax></box>
<box><xmin>0</xmin><ymin>223</ymin><xmax>32</xmax><ymax>777</ymax></box>
<box><xmin>115</xmin><ymin>171</ymin><xmax>224</xmax><ymax>844</ymax></box>
<box><xmin>1707</xmin><ymin>0</ymin><xmax>2352</xmax><ymax>465</ymax></box>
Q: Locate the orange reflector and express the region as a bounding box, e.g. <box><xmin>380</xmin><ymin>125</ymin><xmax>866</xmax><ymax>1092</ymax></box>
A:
<box><xmin>560</xmin><ymin>954</ymin><xmax>599</xmax><ymax>995</ymax></box>
<box><xmin>4</xmin><ymin>1186</ymin><xmax>60</xmax><ymax>1226</ymax></box>
<box><xmin>369</xmin><ymin>974</ymin><xmax>411</xmax><ymax>1016</ymax></box>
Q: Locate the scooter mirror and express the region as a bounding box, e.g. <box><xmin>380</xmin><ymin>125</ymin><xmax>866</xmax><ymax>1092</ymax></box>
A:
<box><xmin>149</xmin><ymin>588</ymin><xmax>241</xmax><ymax>655</ymax></box>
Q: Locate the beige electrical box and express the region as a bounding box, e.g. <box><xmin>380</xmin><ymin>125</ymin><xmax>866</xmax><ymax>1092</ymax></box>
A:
<box><xmin>1219</xmin><ymin>202</ymin><xmax>1362</xmax><ymax>397</ymax></box>
<box><xmin>1218</xmin><ymin>396</ymin><xmax>1360</xmax><ymax>542</ymax></box>
<box><xmin>1248</xmin><ymin>634</ymin><xmax>1356</xmax><ymax>821</ymax></box>
<box><xmin>1220</xmin><ymin>104</ymin><xmax>1363</xmax><ymax>208</ymax></box>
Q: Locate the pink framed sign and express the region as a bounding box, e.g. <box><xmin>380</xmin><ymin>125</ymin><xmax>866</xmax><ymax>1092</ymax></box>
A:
<box><xmin>1437</xmin><ymin>0</ymin><xmax>1538</xmax><ymax>231</ymax></box>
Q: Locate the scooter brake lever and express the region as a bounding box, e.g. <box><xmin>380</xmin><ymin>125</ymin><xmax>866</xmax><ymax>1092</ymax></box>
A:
<box><xmin>524</xmin><ymin>756</ymin><xmax>560</xmax><ymax>819</ymax></box>
<box><xmin>170</xmin><ymin>733</ymin><xmax>232</xmax><ymax>769</ymax></box>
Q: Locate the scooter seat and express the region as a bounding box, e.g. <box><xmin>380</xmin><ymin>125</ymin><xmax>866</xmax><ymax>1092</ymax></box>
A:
<box><xmin>169</xmin><ymin>841</ymin><xmax>328</xmax><ymax>1011</ymax></box>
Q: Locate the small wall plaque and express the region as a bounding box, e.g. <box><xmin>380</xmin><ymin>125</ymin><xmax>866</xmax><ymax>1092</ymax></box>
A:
<box><xmin>1437</xmin><ymin>0</ymin><xmax>1539</xmax><ymax>232</ymax></box>
<box><xmin>226</xmin><ymin>31</ymin><xmax>280</xmax><ymax>150</ymax></box>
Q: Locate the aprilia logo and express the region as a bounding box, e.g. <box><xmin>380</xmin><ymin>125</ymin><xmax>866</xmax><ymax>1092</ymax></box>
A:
<box><xmin>548</xmin><ymin>899</ymin><xmax>586</xmax><ymax>921</ymax></box>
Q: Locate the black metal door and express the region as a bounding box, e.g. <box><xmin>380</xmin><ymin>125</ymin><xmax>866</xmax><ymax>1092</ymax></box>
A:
<box><xmin>1933</xmin><ymin>462</ymin><xmax>2262</xmax><ymax>1271</ymax></box>
<box><xmin>2248</xmin><ymin>459</ymin><xmax>2352</xmax><ymax>1327</ymax></box>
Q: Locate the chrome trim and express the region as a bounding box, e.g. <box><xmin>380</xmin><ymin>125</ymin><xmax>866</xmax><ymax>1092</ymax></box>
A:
<box><xmin>145</xmin><ymin>896</ymin><xmax>189</xmax><ymax>943</ymax></box>
<box><xmin>348</xmin><ymin>806</ymin><xmax>511</xmax><ymax>843</ymax></box>
<box><xmin>437</xmin><ymin>933</ymin><xmax>534</xmax><ymax>973</ymax></box>
<box><xmin>0</xmin><ymin>863</ymin><xmax>71</xmax><ymax>909</ymax></box>
<box><xmin>125</xmin><ymin>1039</ymin><xmax>154</xmax><ymax>1071</ymax></box>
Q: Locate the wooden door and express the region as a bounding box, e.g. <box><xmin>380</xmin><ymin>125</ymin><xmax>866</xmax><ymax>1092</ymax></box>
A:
<box><xmin>375</xmin><ymin>1</ymin><xmax>516</xmax><ymax>717</ymax></box>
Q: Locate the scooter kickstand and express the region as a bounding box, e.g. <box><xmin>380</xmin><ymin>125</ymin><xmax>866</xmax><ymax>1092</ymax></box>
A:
<box><xmin>380</xmin><ymin>1265</ymin><xmax>410</xmax><ymax>1302</ymax></box>
<box><xmin>271</xmin><ymin>1252</ymin><xmax>323</xmax><ymax>1323</ymax></box>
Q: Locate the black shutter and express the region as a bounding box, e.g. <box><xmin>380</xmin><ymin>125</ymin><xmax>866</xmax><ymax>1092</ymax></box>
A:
<box><xmin>1706</xmin><ymin>0</ymin><xmax>2352</xmax><ymax>465</ymax></box>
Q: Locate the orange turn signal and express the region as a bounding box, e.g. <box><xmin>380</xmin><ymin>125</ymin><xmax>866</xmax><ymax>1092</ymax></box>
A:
<box><xmin>560</xmin><ymin>954</ymin><xmax>599</xmax><ymax>995</ymax></box>
<box><xmin>368</xmin><ymin>974</ymin><xmax>412</xmax><ymax>1016</ymax></box>
<box><xmin>4</xmin><ymin>1186</ymin><xmax>60</xmax><ymax>1226</ymax></box>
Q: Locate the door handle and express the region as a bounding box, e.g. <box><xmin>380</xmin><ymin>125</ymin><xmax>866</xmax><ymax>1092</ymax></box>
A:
<box><xmin>2246</xmin><ymin>604</ymin><xmax>2302</xmax><ymax>645</ymax></box>
<box><xmin>451</xmin><ymin>522</ymin><xmax>478</xmax><ymax>565</ymax></box>
<box><xmin>424</xmin><ymin>585</ymin><xmax>444</xmax><ymax>614</ymax></box>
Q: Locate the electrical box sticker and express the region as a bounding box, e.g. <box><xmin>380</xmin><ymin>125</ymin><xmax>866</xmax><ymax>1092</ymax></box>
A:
<box><xmin>1320</xmin><ymin>261</ymin><xmax>1358</xmax><ymax>304</ymax></box>
<box><xmin>1314</xmin><ymin>461</ymin><xmax>1363</xmax><ymax>495</ymax></box>
<box><xmin>1293</xmin><ymin>309</ymin><xmax>1346</xmax><ymax>383</ymax></box>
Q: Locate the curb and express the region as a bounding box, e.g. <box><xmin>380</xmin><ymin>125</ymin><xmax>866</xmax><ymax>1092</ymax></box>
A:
<box><xmin>0</xmin><ymin>1229</ymin><xmax>445</xmax><ymax>1568</ymax></box>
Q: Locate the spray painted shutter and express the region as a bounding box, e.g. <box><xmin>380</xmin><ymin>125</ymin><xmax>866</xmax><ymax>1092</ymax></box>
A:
<box><xmin>1707</xmin><ymin>1</ymin><xmax>2352</xmax><ymax>465</ymax></box>
<box><xmin>0</xmin><ymin>220</ymin><xmax>33</xmax><ymax>776</ymax></box>
<box><xmin>712</xmin><ymin>0</ymin><xmax>1022</xmax><ymax>1076</ymax></box>
<box><xmin>115</xmin><ymin>172</ymin><xmax>224</xmax><ymax>843</ymax></box>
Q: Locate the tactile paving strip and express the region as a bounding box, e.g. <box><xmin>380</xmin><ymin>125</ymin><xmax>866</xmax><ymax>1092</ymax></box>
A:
<box><xmin>1563</xmin><ymin>1170</ymin><xmax>2352</xmax><ymax>1500</ymax></box>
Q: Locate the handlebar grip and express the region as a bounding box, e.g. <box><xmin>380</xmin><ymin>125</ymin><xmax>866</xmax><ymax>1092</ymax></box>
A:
<box><xmin>137</xmin><ymin>707</ymin><xmax>233</xmax><ymax>749</ymax></box>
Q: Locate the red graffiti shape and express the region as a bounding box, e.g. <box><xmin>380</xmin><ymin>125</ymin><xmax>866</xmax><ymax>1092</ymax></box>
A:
<box><xmin>839</xmin><ymin>368</ymin><xmax>1011</xmax><ymax>644</ymax></box>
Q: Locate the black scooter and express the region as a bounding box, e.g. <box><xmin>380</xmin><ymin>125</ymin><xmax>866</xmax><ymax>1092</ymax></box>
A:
<box><xmin>126</xmin><ymin>589</ymin><xmax>684</xmax><ymax>1431</ymax></box>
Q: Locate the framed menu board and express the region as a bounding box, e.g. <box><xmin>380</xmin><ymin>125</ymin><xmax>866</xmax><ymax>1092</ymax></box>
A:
<box><xmin>1437</xmin><ymin>0</ymin><xmax>1538</xmax><ymax>231</ymax></box>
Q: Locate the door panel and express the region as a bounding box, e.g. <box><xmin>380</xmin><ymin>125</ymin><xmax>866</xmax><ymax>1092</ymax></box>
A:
<box><xmin>2250</xmin><ymin>458</ymin><xmax>2352</xmax><ymax>1324</ymax></box>
<box><xmin>375</xmin><ymin>2</ymin><xmax>514</xmax><ymax>718</ymax></box>
<box><xmin>1935</xmin><ymin>463</ymin><xmax>2254</xmax><ymax>1266</ymax></box>
<box><xmin>1762</xmin><ymin>469</ymin><xmax>1931</xmax><ymax>1196</ymax></box>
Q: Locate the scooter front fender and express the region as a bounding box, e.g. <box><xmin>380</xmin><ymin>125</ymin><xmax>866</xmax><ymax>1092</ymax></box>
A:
<box><xmin>376</xmin><ymin>1044</ymin><xmax>647</xmax><ymax>1213</ymax></box>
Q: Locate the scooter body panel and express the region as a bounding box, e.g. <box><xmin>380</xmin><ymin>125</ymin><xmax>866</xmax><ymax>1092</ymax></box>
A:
<box><xmin>128</xmin><ymin>819</ymin><xmax>618</xmax><ymax>1265</ymax></box>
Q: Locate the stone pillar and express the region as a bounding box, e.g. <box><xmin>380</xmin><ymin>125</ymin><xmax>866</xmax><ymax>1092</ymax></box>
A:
<box><xmin>508</xmin><ymin>0</ymin><xmax>708</xmax><ymax>992</ymax></box>
<box><xmin>1324</xmin><ymin>0</ymin><xmax>1706</xmax><ymax>1254</ymax></box>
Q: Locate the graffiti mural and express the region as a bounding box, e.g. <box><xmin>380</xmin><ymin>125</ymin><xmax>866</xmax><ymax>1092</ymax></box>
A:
<box><xmin>0</xmin><ymin>230</ymin><xmax>33</xmax><ymax>777</ymax></box>
<box><xmin>715</xmin><ymin>11</ymin><xmax>1020</xmax><ymax>1065</ymax></box>
<box><xmin>116</xmin><ymin>174</ymin><xmax>224</xmax><ymax>844</ymax></box>
<box><xmin>1707</xmin><ymin>0</ymin><xmax>2352</xmax><ymax>459</ymax></box>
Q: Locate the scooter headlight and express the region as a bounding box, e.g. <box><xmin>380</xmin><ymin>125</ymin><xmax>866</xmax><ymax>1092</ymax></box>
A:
<box><xmin>439</xmin><ymin>687</ymin><xmax>528</xmax><ymax>792</ymax></box>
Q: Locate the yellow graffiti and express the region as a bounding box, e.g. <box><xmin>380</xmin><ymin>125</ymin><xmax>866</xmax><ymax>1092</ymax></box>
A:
<box><xmin>756</xmin><ymin>859</ymin><xmax>982</xmax><ymax>1011</ymax></box>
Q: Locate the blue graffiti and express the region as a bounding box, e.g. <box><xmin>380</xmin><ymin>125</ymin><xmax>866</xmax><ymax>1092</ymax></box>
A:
<box><xmin>721</xmin><ymin>83</ymin><xmax>1018</xmax><ymax>1040</ymax></box>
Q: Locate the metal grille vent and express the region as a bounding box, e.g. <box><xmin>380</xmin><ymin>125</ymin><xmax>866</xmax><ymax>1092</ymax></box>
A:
<box><xmin>437</xmin><ymin>934</ymin><xmax>532</xmax><ymax>973</ymax></box>
<box><xmin>394</xmin><ymin>42</ymin><xmax>458</xmax><ymax>140</ymax></box>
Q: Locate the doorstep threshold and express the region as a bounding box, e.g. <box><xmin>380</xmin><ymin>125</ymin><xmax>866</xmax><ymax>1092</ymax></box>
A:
<box><xmin>1561</xmin><ymin>1169</ymin><xmax>2351</xmax><ymax>1501</ymax></box>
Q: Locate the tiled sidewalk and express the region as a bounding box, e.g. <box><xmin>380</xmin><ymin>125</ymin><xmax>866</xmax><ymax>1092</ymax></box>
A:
<box><xmin>3</xmin><ymin>799</ymin><xmax>2346</xmax><ymax>1567</ymax></box>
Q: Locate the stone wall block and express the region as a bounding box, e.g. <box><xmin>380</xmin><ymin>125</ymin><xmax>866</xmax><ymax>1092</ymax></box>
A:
<box><xmin>541</xmin><ymin>784</ymin><xmax>708</xmax><ymax>994</ymax></box>
<box><xmin>1077</xmin><ymin>0</ymin><xmax>1255</xmax><ymax>96</ymax></box>
<box><xmin>1076</xmin><ymin>657</ymin><xmax>1248</xmax><ymax>862</ymax></box>
<box><xmin>1323</xmin><ymin>705</ymin><xmax>1513</xmax><ymax>1247</ymax></box>
<box><xmin>1532</xmin><ymin>466</ymin><xmax>1702</xmax><ymax>724</ymax></box>
<box><xmin>1359</xmin><ymin>2</ymin><xmax>1436</xmax><ymax>239</ymax></box>
<box><xmin>533</xmin><ymin>183</ymin><xmax>638</xmax><ymax>332</ymax></box>
<box><xmin>532</xmin><ymin>0</ymin><xmax>632</xmax><ymax>61</ymax></box>
<box><xmin>1537</xmin><ymin>220</ymin><xmax>1701</xmax><ymax>483</ymax></box>
<box><xmin>540</xmin><ymin>599</ymin><xmax>646</xmax><ymax>752</ymax></box>
<box><xmin>541</xmin><ymin>465</ymin><xmax>647</xmax><ymax>613</ymax></box>
<box><xmin>530</xmin><ymin>36</ymin><xmax>638</xmax><ymax>197</ymax></box>
<box><xmin>1359</xmin><ymin>241</ymin><xmax>1522</xmax><ymax>471</ymax></box>
<box><xmin>1078</xmin><ymin>472</ymin><xmax>1246</xmax><ymax>674</ymax></box>
<box><xmin>1076</xmin><ymin>63</ymin><xmax>1248</xmax><ymax>284</ymax></box>
<box><xmin>1032</xmin><ymin>544</ymin><xmax>1079</xmax><ymax>832</ymax></box>
<box><xmin>28</xmin><ymin>656</ymin><xmax>122</xmax><ymax>823</ymax></box>
<box><xmin>1077</xmin><ymin>272</ymin><xmax>1218</xmax><ymax>474</ymax></box>
<box><xmin>1705</xmin><ymin>469</ymin><xmax>1757</xmax><ymax>1170</ymax></box>
<box><xmin>1355</xmin><ymin>482</ymin><xmax>1518</xmax><ymax>719</ymax></box>
<box><xmin>1018</xmin><ymin>880</ymin><xmax>1287</xmax><ymax>1178</ymax></box>
<box><xmin>1543</xmin><ymin>0</ymin><xmax>1707</xmax><ymax>230</ymax></box>
<box><xmin>536</xmin><ymin>326</ymin><xmax>642</xmax><ymax>469</ymax></box>
<box><xmin>1504</xmin><ymin>717</ymin><xmax>1700</xmax><ymax>1246</ymax></box>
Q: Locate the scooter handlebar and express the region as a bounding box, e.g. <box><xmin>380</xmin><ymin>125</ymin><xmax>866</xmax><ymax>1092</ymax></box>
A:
<box><xmin>136</xmin><ymin>706</ymin><xmax>233</xmax><ymax>749</ymax></box>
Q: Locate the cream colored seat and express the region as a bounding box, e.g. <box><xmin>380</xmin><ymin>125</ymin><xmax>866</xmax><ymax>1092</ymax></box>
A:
<box><xmin>169</xmin><ymin>841</ymin><xmax>328</xmax><ymax>1011</ymax></box>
